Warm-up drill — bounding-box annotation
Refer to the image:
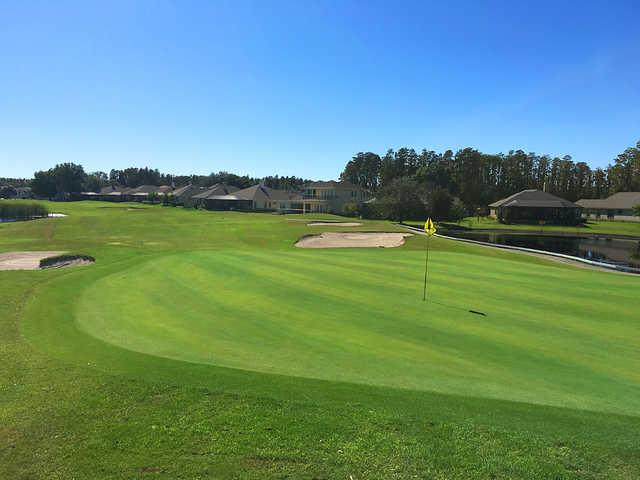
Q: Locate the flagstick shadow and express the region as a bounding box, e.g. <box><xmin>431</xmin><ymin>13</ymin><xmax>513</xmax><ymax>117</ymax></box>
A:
<box><xmin>427</xmin><ymin>299</ymin><xmax>487</xmax><ymax>317</ymax></box>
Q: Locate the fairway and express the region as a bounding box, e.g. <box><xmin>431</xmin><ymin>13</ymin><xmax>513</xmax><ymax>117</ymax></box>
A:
<box><xmin>3</xmin><ymin>201</ymin><xmax>640</xmax><ymax>479</ymax></box>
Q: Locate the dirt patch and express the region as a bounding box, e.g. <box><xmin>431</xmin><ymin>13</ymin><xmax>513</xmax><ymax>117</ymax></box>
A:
<box><xmin>295</xmin><ymin>232</ymin><xmax>412</xmax><ymax>249</ymax></box>
<box><xmin>307</xmin><ymin>221</ymin><xmax>363</xmax><ymax>227</ymax></box>
<box><xmin>0</xmin><ymin>251</ymin><xmax>94</xmax><ymax>270</ymax></box>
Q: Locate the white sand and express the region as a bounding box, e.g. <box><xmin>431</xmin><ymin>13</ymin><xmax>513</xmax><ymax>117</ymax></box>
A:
<box><xmin>307</xmin><ymin>222</ymin><xmax>363</xmax><ymax>227</ymax></box>
<box><xmin>295</xmin><ymin>232</ymin><xmax>413</xmax><ymax>249</ymax></box>
<box><xmin>0</xmin><ymin>251</ymin><xmax>66</xmax><ymax>270</ymax></box>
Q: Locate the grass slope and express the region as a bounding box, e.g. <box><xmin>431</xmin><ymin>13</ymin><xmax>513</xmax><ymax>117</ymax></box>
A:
<box><xmin>1</xmin><ymin>201</ymin><xmax>639</xmax><ymax>479</ymax></box>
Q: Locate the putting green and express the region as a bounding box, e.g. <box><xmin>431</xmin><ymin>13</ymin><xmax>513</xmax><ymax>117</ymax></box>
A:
<box><xmin>75</xmin><ymin>247</ymin><xmax>640</xmax><ymax>415</ymax></box>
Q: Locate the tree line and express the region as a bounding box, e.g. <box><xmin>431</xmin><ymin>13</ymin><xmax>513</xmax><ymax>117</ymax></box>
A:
<box><xmin>341</xmin><ymin>141</ymin><xmax>640</xmax><ymax>220</ymax></box>
<box><xmin>16</xmin><ymin>140</ymin><xmax>640</xmax><ymax>220</ymax></box>
<box><xmin>28</xmin><ymin>163</ymin><xmax>313</xmax><ymax>199</ymax></box>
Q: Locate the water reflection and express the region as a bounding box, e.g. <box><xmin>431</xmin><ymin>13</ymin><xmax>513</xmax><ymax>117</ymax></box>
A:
<box><xmin>441</xmin><ymin>230</ymin><xmax>640</xmax><ymax>271</ymax></box>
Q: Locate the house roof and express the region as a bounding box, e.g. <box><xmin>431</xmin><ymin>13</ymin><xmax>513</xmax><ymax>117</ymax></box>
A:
<box><xmin>232</xmin><ymin>184</ymin><xmax>303</xmax><ymax>202</ymax></box>
<box><xmin>576</xmin><ymin>192</ymin><xmax>640</xmax><ymax>210</ymax></box>
<box><xmin>129</xmin><ymin>185</ymin><xmax>173</xmax><ymax>194</ymax></box>
<box><xmin>191</xmin><ymin>184</ymin><xmax>240</xmax><ymax>200</ymax></box>
<box><xmin>488</xmin><ymin>189</ymin><xmax>580</xmax><ymax>209</ymax></box>
<box><xmin>171</xmin><ymin>184</ymin><xmax>197</xmax><ymax>197</ymax></box>
<box><xmin>97</xmin><ymin>185</ymin><xmax>128</xmax><ymax>195</ymax></box>
<box><xmin>200</xmin><ymin>184</ymin><xmax>302</xmax><ymax>202</ymax></box>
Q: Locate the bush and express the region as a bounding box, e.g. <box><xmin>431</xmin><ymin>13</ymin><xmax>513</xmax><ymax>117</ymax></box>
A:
<box><xmin>0</xmin><ymin>202</ymin><xmax>49</xmax><ymax>220</ymax></box>
<box><xmin>342</xmin><ymin>202</ymin><xmax>359</xmax><ymax>217</ymax></box>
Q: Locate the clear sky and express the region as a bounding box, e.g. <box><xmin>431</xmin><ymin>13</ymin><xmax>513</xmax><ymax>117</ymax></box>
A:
<box><xmin>1</xmin><ymin>0</ymin><xmax>639</xmax><ymax>179</ymax></box>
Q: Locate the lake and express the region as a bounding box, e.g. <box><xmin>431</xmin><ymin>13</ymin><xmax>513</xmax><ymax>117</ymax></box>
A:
<box><xmin>440</xmin><ymin>230</ymin><xmax>640</xmax><ymax>272</ymax></box>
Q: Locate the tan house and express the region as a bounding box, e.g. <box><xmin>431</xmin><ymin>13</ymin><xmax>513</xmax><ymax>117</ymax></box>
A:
<box><xmin>196</xmin><ymin>184</ymin><xmax>303</xmax><ymax>212</ymax></box>
<box><xmin>301</xmin><ymin>181</ymin><xmax>370</xmax><ymax>214</ymax></box>
<box><xmin>576</xmin><ymin>192</ymin><xmax>640</xmax><ymax>222</ymax></box>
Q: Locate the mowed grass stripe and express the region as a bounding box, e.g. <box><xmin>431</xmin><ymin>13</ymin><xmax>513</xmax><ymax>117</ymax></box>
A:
<box><xmin>243</xmin><ymin>248</ymin><xmax>640</xmax><ymax>383</ymax></box>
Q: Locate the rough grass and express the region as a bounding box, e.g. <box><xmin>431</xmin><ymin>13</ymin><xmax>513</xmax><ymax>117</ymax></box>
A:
<box><xmin>1</xmin><ymin>201</ymin><xmax>639</xmax><ymax>479</ymax></box>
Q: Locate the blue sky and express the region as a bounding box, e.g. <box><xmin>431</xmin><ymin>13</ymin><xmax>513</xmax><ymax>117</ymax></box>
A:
<box><xmin>1</xmin><ymin>0</ymin><xmax>639</xmax><ymax>179</ymax></box>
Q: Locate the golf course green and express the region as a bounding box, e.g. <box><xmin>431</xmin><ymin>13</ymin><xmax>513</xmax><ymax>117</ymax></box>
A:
<box><xmin>2</xmin><ymin>201</ymin><xmax>639</xmax><ymax>479</ymax></box>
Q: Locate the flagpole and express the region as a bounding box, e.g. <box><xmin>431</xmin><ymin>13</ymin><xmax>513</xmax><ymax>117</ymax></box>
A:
<box><xmin>422</xmin><ymin>234</ymin><xmax>430</xmax><ymax>301</ymax></box>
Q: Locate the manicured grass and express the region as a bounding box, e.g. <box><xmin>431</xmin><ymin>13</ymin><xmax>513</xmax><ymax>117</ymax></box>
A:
<box><xmin>433</xmin><ymin>216</ymin><xmax>640</xmax><ymax>237</ymax></box>
<box><xmin>1</xmin><ymin>201</ymin><xmax>639</xmax><ymax>479</ymax></box>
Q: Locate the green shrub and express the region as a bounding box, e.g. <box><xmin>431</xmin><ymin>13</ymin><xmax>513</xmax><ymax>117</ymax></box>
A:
<box><xmin>342</xmin><ymin>202</ymin><xmax>359</xmax><ymax>217</ymax></box>
<box><xmin>0</xmin><ymin>202</ymin><xmax>49</xmax><ymax>220</ymax></box>
<box><xmin>39</xmin><ymin>254</ymin><xmax>95</xmax><ymax>269</ymax></box>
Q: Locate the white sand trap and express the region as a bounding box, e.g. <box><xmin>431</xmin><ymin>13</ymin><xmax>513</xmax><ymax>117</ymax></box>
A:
<box><xmin>0</xmin><ymin>251</ymin><xmax>94</xmax><ymax>270</ymax></box>
<box><xmin>307</xmin><ymin>222</ymin><xmax>363</xmax><ymax>227</ymax></box>
<box><xmin>48</xmin><ymin>213</ymin><xmax>67</xmax><ymax>217</ymax></box>
<box><xmin>0</xmin><ymin>251</ymin><xmax>66</xmax><ymax>270</ymax></box>
<box><xmin>295</xmin><ymin>232</ymin><xmax>413</xmax><ymax>248</ymax></box>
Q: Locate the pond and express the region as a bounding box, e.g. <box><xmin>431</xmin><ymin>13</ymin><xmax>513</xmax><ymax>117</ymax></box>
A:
<box><xmin>440</xmin><ymin>230</ymin><xmax>640</xmax><ymax>272</ymax></box>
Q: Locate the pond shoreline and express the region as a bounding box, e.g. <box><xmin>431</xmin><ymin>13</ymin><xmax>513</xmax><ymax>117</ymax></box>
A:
<box><xmin>402</xmin><ymin>222</ymin><xmax>640</xmax><ymax>240</ymax></box>
<box><xmin>401</xmin><ymin>224</ymin><xmax>640</xmax><ymax>275</ymax></box>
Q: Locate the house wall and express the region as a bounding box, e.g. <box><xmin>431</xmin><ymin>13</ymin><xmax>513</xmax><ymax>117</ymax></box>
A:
<box><xmin>497</xmin><ymin>206</ymin><xmax>583</xmax><ymax>225</ymax></box>
<box><xmin>303</xmin><ymin>186</ymin><xmax>369</xmax><ymax>214</ymax></box>
<box><xmin>582</xmin><ymin>209</ymin><xmax>640</xmax><ymax>222</ymax></box>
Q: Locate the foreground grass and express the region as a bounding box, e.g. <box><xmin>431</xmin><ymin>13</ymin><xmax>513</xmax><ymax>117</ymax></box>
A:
<box><xmin>1</xmin><ymin>201</ymin><xmax>639</xmax><ymax>479</ymax></box>
<box><xmin>432</xmin><ymin>216</ymin><xmax>640</xmax><ymax>237</ymax></box>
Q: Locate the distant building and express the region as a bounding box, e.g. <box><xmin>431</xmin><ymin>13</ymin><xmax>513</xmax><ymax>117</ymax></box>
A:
<box><xmin>488</xmin><ymin>189</ymin><xmax>583</xmax><ymax>225</ymax></box>
<box><xmin>171</xmin><ymin>184</ymin><xmax>208</xmax><ymax>207</ymax></box>
<box><xmin>81</xmin><ymin>185</ymin><xmax>132</xmax><ymax>201</ymax></box>
<box><xmin>195</xmin><ymin>184</ymin><xmax>303</xmax><ymax>212</ymax></box>
<box><xmin>14</xmin><ymin>187</ymin><xmax>33</xmax><ymax>199</ymax></box>
<box><xmin>80</xmin><ymin>185</ymin><xmax>174</xmax><ymax>202</ymax></box>
<box><xmin>191</xmin><ymin>184</ymin><xmax>240</xmax><ymax>208</ymax></box>
<box><xmin>76</xmin><ymin>180</ymin><xmax>371</xmax><ymax>215</ymax></box>
<box><xmin>126</xmin><ymin>185</ymin><xmax>173</xmax><ymax>201</ymax></box>
<box><xmin>301</xmin><ymin>181</ymin><xmax>370</xmax><ymax>214</ymax></box>
<box><xmin>576</xmin><ymin>192</ymin><xmax>640</xmax><ymax>222</ymax></box>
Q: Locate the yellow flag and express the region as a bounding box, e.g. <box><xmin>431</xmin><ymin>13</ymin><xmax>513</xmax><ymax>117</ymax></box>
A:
<box><xmin>424</xmin><ymin>217</ymin><xmax>436</xmax><ymax>236</ymax></box>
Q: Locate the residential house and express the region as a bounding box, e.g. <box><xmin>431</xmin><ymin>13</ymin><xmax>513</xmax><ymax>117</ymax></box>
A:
<box><xmin>195</xmin><ymin>184</ymin><xmax>303</xmax><ymax>212</ymax></box>
<box><xmin>488</xmin><ymin>189</ymin><xmax>583</xmax><ymax>225</ymax></box>
<box><xmin>191</xmin><ymin>184</ymin><xmax>241</xmax><ymax>208</ymax></box>
<box><xmin>576</xmin><ymin>192</ymin><xmax>640</xmax><ymax>222</ymax></box>
<box><xmin>301</xmin><ymin>181</ymin><xmax>370</xmax><ymax>214</ymax></box>
<box><xmin>127</xmin><ymin>185</ymin><xmax>174</xmax><ymax>201</ymax></box>
<box><xmin>15</xmin><ymin>187</ymin><xmax>33</xmax><ymax>199</ymax></box>
<box><xmin>171</xmin><ymin>184</ymin><xmax>207</xmax><ymax>207</ymax></box>
<box><xmin>80</xmin><ymin>185</ymin><xmax>130</xmax><ymax>201</ymax></box>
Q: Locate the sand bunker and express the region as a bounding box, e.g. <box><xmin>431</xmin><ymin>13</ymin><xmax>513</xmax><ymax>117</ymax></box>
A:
<box><xmin>0</xmin><ymin>251</ymin><xmax>93</xmax><ymax>270</ymax></box>
<box><xmin>295</xmin><ymin>232</ymin><xmax>413</xmax><ymax>248</ymax></box>
<box><xmin>307</xmin><ymin>221</ymin><xmax>363</xmax><ymax>227</ymax></box>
